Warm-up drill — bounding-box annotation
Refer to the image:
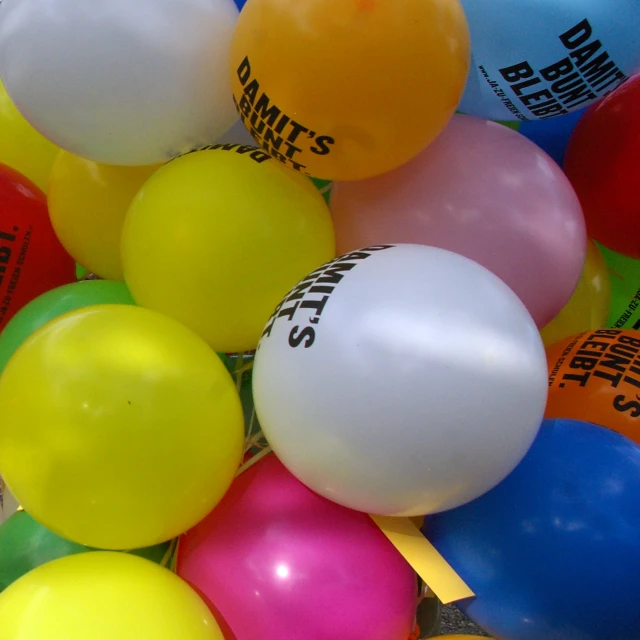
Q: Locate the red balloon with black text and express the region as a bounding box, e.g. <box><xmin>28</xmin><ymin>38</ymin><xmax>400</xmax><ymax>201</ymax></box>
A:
<box><xmin>0</xmin><ymin>164</ymin><xmax>75</xmax><ymax>332</ymax></box>
<box><xmin>564</xmin><ymin>75</ymin><xmax>640</xmax><ymax>259</ymax></box>
<box><xmin>545</xmin><ymin>329</ymin><xmax>640</xmax><ymax>446</ymax></box>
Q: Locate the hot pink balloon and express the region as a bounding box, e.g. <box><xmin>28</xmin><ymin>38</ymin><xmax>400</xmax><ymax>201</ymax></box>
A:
<box><xmin>330</xmin><ymin>114</ymin><xmax>586</xmax><ymax>328</ymax></box>
<box><xmin>176</xmin><ymin>454</ymin><xmax>416</xmax><ymax>640</ymax></box>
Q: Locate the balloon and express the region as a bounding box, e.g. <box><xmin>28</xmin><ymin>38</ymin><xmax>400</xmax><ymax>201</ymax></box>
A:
<box><xmin>0</xmin><ymin>552</ymin><xmax>224</xmax><ymax>640</ymax></box>
<box><xmin>458</xmin><ymin>1</ymin><xmax>640</xmax><ymax>121</ymax></box>
<box><xmin>75</xmin><ymin>263</ymin><xmax>88</xmax><ymax>280</ymax></box>
<box><xmin>0</xmin><ymin>0</ymin><xmax>239</xmax><ymax>166</ymax></box>
<box><xmin>0</xmin><ymin>79</ymin><xmax>60</xmax><ymax>192</ymax></box>
<box><xmin>177</xmin><ymin>454</ymin><xmax>416</xmax><ymax>640</ymax></box>
<box><xmin>0</xmin><ymin>511</ymin><xmax>172</xmax><ymax>593</ymax></box>
<box><xmin>253</xmin><ymin>244</ymin><xmax>548</xmax><ymax>517</ymax></box>
<box><xmin>0</xmin><ymin>280</ymin><xmax>135</xmax><ymax>373</ymax></box>
<box><xmin>517</xmin><ymin>107</ymin><xmax>586</xmax><ymax>165</ymax></box>
<box><xmin>540</xmin><ymin>240</ymin><xmax>610</xmax><ymax>347</ymax></box>
<box><xmin>545</xmin><ymin>329</ymin><xmax>640</xmax><ymax>446</ymax></box>
<box><xmin>229</xmin><ymin>0</ymin><xmax>470</xmax><ymax>181</ymax></box>
<box><xmin>48</xmin><ymin>153</ymin><xmax>160</xmax><ymax>280</ymax></box>
<box><xmin>122</xmin><ymin>147</ymin><xmax>335</xmax><ymax>353</ymax></box>
<box><xmin>0</xmin><ymin>164</ymin><xmax>76</xmax><ymax>333</ymax></box>
<box><xmin>424</xmin><ymin>418</ymin><xmax>640</xmax><ymax>640</ymax></box>
<box><xmin>0</xmin><ymin>305</ymin><xmax>244</xmax><ymax>549</ymax></box>
<box><xmin>564</xmin><ymin>75</ymin><xmax>640</xmax><ymax>259</ymax></box>
<box><xmin>330</xmin><ymin>115</ymin><xmax>586</xmax><ymax>328</ymax></box>
<box><xmin>598</xmin><ymin>243</ymin><xmax>640</xmax><ymax>330</ymax></box>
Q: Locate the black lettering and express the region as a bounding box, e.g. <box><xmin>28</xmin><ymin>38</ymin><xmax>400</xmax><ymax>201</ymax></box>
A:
<box><xmin>317</xmin><ymin>262</ymin><xmax>357</xmax><ymax>285</ymax></box>
<box><xmin>540</xmin><ymin>58</ymin><xmax>575</xmax><ymax>82</ymax></box>
<box><xmin>597</xmin><ymin>70</ymin><xmax>627</xmax><ymax>93</ymax></box>
<box><xmin>288</xmin><ymin>326</ymin><xmax>316</xmax><ymax>349</ymax></box>
<box><xmin>600</xmin><ymin>351</ymin><xmax>631</xmax><ymax>373</ymax></box>
<box><xmin>581</xmin><ymin>340</ymin><xmax>609</xmax><ymax>352</ymax></box>
<box><xmin>255</xmin><ymin>93</ymin><xmax>281</xmax><ymax>127</ymax></box>
<box><xmin>300</xmin><ymin>295</ymin><xmax>330</xmax><ymax>317</ymax></box>
<box><xmin>264</xmin><ymin>128</ymin><xmax>284</xmax><ymax>151</ymax></box>
<box><xmin>274</xmin><ymin>114</ymin><xmax>291</xmax><ymax>134</ymax></box>
<box><xmin>561</xmin><ymin>371</ymin><xmax>591</xmax><ymax>386</ymax></box>
<box><xmin>624</xmin><ymin>375</ymin><xmax>640</xmax><ymax>390</ymax></box>
<box><xmin>550</xmin><ymin>71</ymin><xmax>583</xmax><ymax>94</ymax></box>
<box><xmin>570</xmin><ymin>356</ymin><xmax>599</xmax><ymax>371</ymax></box>
<box><xmin>560</xmin><ymin>19</ymin><xmax>593</xmax><ymax>50</ymax></box>
<box><xmin>287</xmin><ymin>121</ymin><xmax>308</xmax><ymax>143</ymax></box>
<box><xmin>619</xmin><ymin>335</ymin><xmax>640</xmax><ymax>348</ymax></box>
<box><xmin>238</xmin><ymin>94</ymin><xmax>252</xmax><ymax>118</ymax></box>
<box><xmin>310</xmin><ymin>136</ymin><xmax>335</xmax><ymax>156</ymax></box>
<box><xmin>500</xmin><ymin>61</ymin><xmax>535</xmax><ymax>83</ymax></box>
<box><xmin>531</xmin><ymin>102</ymin><xmax>568</xmax><ymax>117</ymax></box>
<box><xmin>581</xmin><ymin>52</ymin><xmax>616</xmax><ymax>87</ymax></box>
<box><xmin>593</xmin><ymin>369</ymin><xmax>623</xmax><ymax>388</ymax></box>
<box><xmin>0</xmin><ymin>247</ymin><xmax>10</xmax><ymax>264</ymax></box>
<box><xmin>511</xmin><ymin>77</ymin><xmax>542</xmax><ymax>96</ymax></box>
<box><xmin>284</xmin><ymin>142</ymin><xmax>302</xmax><ymax>159</ymax></box>
<box><xmin>277</xmin><ymin>302</ymin><xmax>300</xmax><ymax>321</ymax></box>
<box><xmin>249</xmin><ymin>149</ymin><xmax>271</xmax><ymax>163</ymax></box>
<box><xmin>571</xmin><ymin>40</ymin><xmax>603</xmax><ymax>68</ymax></box>
<box><xmin>613</xmin><ymin>394</ymin><xmax>640</xmax><ymax>418</ymax></box>
<box><xmin>520</xmin><ymin>89</ymin><xmax>554</xmax><ymax>107</ymax></box>
<box><xmin>237</xmin><ymin>56</ymin><xmax>251</xmax><ymax>85</ymax></box>
<box><xmin>243</xmin><ymin>79</ymin><xmax>259</xmax><ymax>106</ymax></box>
<box><xmin>0</xmin><ymin>230</ymin><xmax>16</xmax><ymax>242</ymax></box>
<box><xmin>557</xmin><ymin>83</ymin><xmax>595</xmax><ymax>108</ymax></box>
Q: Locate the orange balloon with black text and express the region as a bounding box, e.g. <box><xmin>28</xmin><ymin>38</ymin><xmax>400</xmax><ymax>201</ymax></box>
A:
<box><xmin>229</xmin><ymin>0</ymin><xmax>470</xmax><ymax>181</ymax></box>
<box><xmin>545</xmin><ymin>329</ymin><xmax>640</xmax><ymax>445</ymax></box>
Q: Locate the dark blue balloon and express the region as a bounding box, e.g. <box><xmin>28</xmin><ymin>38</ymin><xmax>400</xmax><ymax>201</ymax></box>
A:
<box><xmin>423</xmin><ymin>419</ymin><xmax>640</xmax><ymax>640</ymax></box>
<box><xmin>233</xmin><ymin>0</ymin><xmax>247</xmax><ymax>9</ymax></box>
<box><xmin>519</xmin><ymin>108</ymin><xmax>585</xmax><ymax>166</ymax></box>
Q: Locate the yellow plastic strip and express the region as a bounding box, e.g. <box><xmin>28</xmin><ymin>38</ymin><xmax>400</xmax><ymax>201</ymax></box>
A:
<box><xmin>370</xmin><ymin>515</ymin><xmax>474</xmax><ymax>605</ymax></box>
<box><xmin>235</xmin><ymin>445</ymin><xmax>272</xmax><ymax>476</ymax></box>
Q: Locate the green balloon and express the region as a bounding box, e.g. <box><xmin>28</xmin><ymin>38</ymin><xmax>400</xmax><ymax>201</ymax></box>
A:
<box><xmin>0</xmin><ymin>280</ymin><xmax>135</xmax><ymax>372</ymax></box>
<box><xmin>598</xmin><ymin>243</ymin><xmax>640</xmax><ymax>330</ymax></box>
<box><xmin>0</xmin><ymin>511</ymin><xmax>173</xmax><ymax>592</ymax></box>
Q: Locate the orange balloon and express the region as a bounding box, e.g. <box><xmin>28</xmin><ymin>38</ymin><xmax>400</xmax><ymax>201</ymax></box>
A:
<box><xmin>229</xmin><ymin>0</ymin><xmax>470</xmax><ymax>181</ymax></box>
<box><xmin>546</xmin><ymin>329</ymin><xmax>640</xmax><ymax>445</ymax></box>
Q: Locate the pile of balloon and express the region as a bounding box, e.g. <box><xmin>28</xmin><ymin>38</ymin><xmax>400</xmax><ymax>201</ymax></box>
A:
<box><xmin>1</xmin><ymin>0</ymin><xmax>640</xmax><ymax>639</ymax></box>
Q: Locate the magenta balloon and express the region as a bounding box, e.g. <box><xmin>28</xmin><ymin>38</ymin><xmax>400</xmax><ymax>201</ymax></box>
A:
<box><xmin>176</xmin><ymin>455</ymin><xmax>416</xmax><ymax>640</ymax></box>
<box><xmin>330</xmin><ymin>114</ymin><xmax>586</xmax><ymax>328</ymax></box>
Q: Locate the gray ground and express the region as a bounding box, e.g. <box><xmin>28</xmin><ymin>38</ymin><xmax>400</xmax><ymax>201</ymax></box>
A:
<box><xmin>438</xmin><ymin>605</ymin><xmax>490</xmax><ymax>636</ymax></box>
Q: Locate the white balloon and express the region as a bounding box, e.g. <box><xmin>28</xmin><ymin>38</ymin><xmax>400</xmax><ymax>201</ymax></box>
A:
<box><xmin>253</xmin><ymin>244</ymin><xmax>548</xmax><ymax>517</ymax></box>
<box><xmin>0</xmin><ymin>0</ymin><xmax>239</xmax><ymax>166</ymax></box>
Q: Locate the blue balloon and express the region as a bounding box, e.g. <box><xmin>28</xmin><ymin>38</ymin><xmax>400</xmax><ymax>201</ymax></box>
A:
<box><xmin>518</xmin><ymin>107</ymin><xmax>585</xmax><ymax>165</ymax></box>
<box><xmin>233</xmin><ymin>0</ymin><xmax>247</xmax><ymax>9</ymax></box>
<box><xmin>423</xmin><ymin>419</ymin><xmax>640</xmax><ymax>640</ymax></box>
<box><xmin>458</xmin><ymin>0</ymin><xmax>640</xmax><ymax>122</ymax></box>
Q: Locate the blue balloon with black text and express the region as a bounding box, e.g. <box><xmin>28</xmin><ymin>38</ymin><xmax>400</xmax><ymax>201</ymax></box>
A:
<box><xmin>519</xmin><ymin>107</ymin><xmax>585</xmax><ymax>165</ymax></box>
<box><xmin>423</xmin><ymin>418</ymin><xmax>640</xmax><ymax>640</ymax></box>
<box><xmin>458</xmin><ymin>0</ymin><xmax>640</xmax><ymax>121</ymax></box>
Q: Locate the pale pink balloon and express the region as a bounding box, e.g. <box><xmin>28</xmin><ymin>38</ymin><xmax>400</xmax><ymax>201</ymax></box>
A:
<box><xmin>176</xmin><ymin>454</ymin><xmax>417</xmax><ymax>640</ymax></box>
<box><xmin>330</xmin><ymin>114</ymin><xmax>587</xmax><ymax>328</ymax></box>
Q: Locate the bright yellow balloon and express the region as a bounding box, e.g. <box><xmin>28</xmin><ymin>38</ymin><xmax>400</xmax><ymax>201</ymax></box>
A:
<box><xmin>229</xmin><ymin>0</ymin><xmax>470</xmax><ymax>181</ymax></box>
<box><xmin>122</xmin><ymin>146</ymin><xmax>335</xmax><ymax>353</ymax></box>
<box><xmin>0</xmin><ymin>79</ymin><xmax>60</xmax><ymax>192</ymax></box>
<box><xmin>541</xmin><ymin>240</ymin><xmax>611</xmax><ymax>347</ymax></box>
<box><xmin>48</xmin><ymin>153</ymin><xmax>161</xmax><ymax>280</ymax></box>
<box><xmin>0</xmin><ymin>305</ymin><xmax>244</xmax><ymax>550</ymax></box>
<box><xmin>0</xmin><ymin>552</ymin><xmax>224</xmax><ymax>640</ymax></box>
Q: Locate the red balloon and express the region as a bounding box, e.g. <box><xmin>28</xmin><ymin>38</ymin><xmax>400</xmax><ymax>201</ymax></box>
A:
<box><xmin>0</xmin><ymin>164</ymin><xmax>75</xmax><ymax>331</ymax></box>
<box><xmin>564</xmin><ymin>75</ymin><xmax>640</xmax><ymax>259</ymax></box>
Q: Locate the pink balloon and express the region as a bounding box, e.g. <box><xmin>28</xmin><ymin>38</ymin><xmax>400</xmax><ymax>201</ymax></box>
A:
<box><xmin>176</xmin><ymin>455</ymin><xmax>416</xmax><ymax>640</ymax></box>
<box><xmin>330</xmin><ymin>114</ymin><xmax>587</xmax><ymax>328</ymax></box>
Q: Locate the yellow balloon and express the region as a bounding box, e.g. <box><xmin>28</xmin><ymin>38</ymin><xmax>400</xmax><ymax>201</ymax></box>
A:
<box><xmin>229</xmin><ymin>0</ymin><xmax>470</xmax><ymax>181</ymax></box>
<box><xmin>0</xmin><ymin>552</ymin><xmax>224</xmax><ymax>640</ymax></box>
<box><xmin>122</xmin><ymin>146</ymin><xmax>335</xmax><ymax>353</ymax></box>
<box><xmin>0</xmin><ymin>305</ymin><xmax>244</xmax><ymax>550</ymax></box>
<box><xmin>437</xmin><ymin>637</ymin><xmax>493</xmax><ymax>639</ymax></box>
<box><xmin>48</xmin><ymin>153</ymin><xmax>161</xmax><ymax>280</ymax></box>
<box><xmin>540</xmin><ymin>240</ymin><xmax>611</xmax><ymax>347</ymax></box>
<box><xmin>0</xmin><ymin>79</ymin><xmax>60</xmax><ymax>192</ymax></box>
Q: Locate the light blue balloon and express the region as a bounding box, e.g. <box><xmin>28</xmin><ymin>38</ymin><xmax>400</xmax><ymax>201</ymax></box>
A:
<box><xmin>458</xmin><ymin>1</ymin><xmax>640</xmax><ymax>122</ymax></box>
